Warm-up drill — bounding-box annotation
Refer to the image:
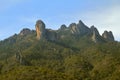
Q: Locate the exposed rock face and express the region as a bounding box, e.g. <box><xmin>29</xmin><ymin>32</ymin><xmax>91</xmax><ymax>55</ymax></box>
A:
<box><xmin>60</xmin><ymin>24</ymin><xmax>67</xmax><ymax>30</ymax></box>
<box><xmin>77</xmin><ymin>20</ymin><xmax>91</xmax><ymax>35</ymax></box>
<box><xmin>35</xmin><ymin>20</ymin><xmax>46</xmax><ymax>40</ymax></box>
<box><xmin>102</xmin><ymin>31</ymin><xmax>114</xmax><ymax>41</ymax></box>
<box><xmin>35</xmin><ymin>20</ymin><xmax>58</xmax><ymax>41</ymax></box>
<box><xmin>69</xmin><ymin>20</ymin><xmax>90</xmax><ymax>35</ymax></box>
<box><xmin>15</xmin><ymin>50</ymin><xmax>24</xmax><ymax>65</ymax></box>
<box><xmin>69</xmin><ymin>23</ymin><xmax>78</xmax><ymax>34</ymax></box>
<box><xmin>20</xmin><ymin>28</ymin><xmax>31</xmax><ymax>36</ymax></box>
<box><xmin>46</xmin><ymin>29</ymin><xmax>57</xmax><ymax>41</ymax></box>
<box><xmin>90</xmin><ymin>26</ymin><xmax>101</xmax><ymax>43</ymax></box>
<box><xmin>91</xmin><ymin>26</ymin><xmax>100</xmax><ymax>35</ymax></box>
<box><xmin>34</xmin><ymin>19</ymin><xmax>115</xmax><ymax>43</ymax></box>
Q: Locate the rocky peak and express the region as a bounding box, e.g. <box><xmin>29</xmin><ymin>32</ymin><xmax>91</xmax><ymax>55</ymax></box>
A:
<box><xmin>69</xmin><ymin>23</ymin><xmax>78</xmax><ymax>34</ymax></box>
<box><xmin>90</xmin><ymin>25</ymin><xmax>100</xmax><ymax>36</ymax></box>
<box><xmin>46</xmin><ymin>29</ymin><xmax>57</xmax><ymax>41</ymax></box>
<box><xmin>78</xmin><ymin>20</ymin><xmax>86</xmax><ymax>26</ymax></box>
<box><xmin>102</xmin><ymin>31</ymin><xmax>114</xmax><ymax>41</ymax></box>
<box><xmin>76</xmin><ymin>20</ymin><xmax>91</xmax><ymax>35</ymax></box>
<box><xmin>60</xmin><ymin>24</ymin><xmax>67</xmax><ymax>30</ymax></box>
<box><xmin>90</xmin><ymin>26</ymin><xmax>101</xmax><ymax>43</ymax></box>
<box><xmin>35</xmin><ymin>20</ymin><xmax>46</xmax><ymax>40</ymax></box>
<box><xmin>20</xmin><ymin>28</ymin><xmax>31</xmax><ymax>36</ymax></box>
<box><xmin>34</xmin><ymin>19</ymin><xmax>115</xmax><ymax>43</ymax></box>
<box><xmin>68</xmin><ymin>20</ymin><xmax>91</xmax><ymax>35</ymax></box>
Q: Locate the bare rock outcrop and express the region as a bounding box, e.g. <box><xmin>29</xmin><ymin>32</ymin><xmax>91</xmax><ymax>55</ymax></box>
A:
<box><xmin>69</xmin><ymin>20</ymin><xmax>90</xmax><ymax>35</ymax></box>
<box><xmin>69</xmin><ymin>23</ymin><xmax>78</xmax><ymax>34</ymax></box>
<box><xmin>15</xmin><ymin>49</ymin><xmax>26</xmax><ymax>65</ymax></box>
<box><xmin>90</xmin><ymin>26</ymin><xmax>101</xmax><ymax>43</ymax></box>
<box><xmin>60</xmin><ymin>24</ymin><xmax>67</xmax><ymax>30</ymax></box>
<box><xmin>20</xmin><ymin>28</ymin><xmax>31</xmax><ymax>36</ymax></box>
<box><xmin>35</xmin><ymin>20</ymin><xmax>46</xmax><ymax>40</ymax></box>
<box><xmin>35</xmin><ymin>20</ymin><xmax>57</xmax><ymax>41</ymax></box>
<box><xmin>46</xmin><ymin>29</ymin><xmax>57</xmax><ymax>41</ymax></box>
<box><xmin>34</xmin><ymin>19</ymin><xmax>115</xmax><ymax>43</ymax></box>
<box><xmin>102</xmin><ymin>31</ymin><xmax>114</xmax><ymax>41</ymax></box>
<box><xmin>76</xmin><ymin>20</ymin><xmax>91</xmax><ymax>35</ymax></box>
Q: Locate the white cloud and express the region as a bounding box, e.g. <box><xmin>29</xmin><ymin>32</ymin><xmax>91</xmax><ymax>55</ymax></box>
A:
<box><xmin>78</xmin><ymin>5</ymin><xmax>120</xmax><ymax>41</ymax></box>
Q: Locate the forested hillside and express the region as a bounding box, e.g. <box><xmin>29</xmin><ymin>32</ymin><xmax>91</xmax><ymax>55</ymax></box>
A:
<box><xmin>0</xmin><ymin>20</ymin><xmax>119</xmax><ymax>80</ymax></box>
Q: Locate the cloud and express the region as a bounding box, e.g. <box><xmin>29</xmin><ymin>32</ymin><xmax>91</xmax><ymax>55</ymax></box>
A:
<box><xmin>77</xmin><ymin>4</ymin><xmax>120</xmax><ymax>41</ymax></box>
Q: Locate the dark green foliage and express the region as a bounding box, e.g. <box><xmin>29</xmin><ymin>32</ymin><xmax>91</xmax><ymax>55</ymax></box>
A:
<box><xmin>0</xmin><ymin>30</ymin><xmax>120</xmax><ymax>80</ymax></box>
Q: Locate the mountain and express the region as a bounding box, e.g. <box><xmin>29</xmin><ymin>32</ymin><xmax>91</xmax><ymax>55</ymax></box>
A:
<box><xmin>35</xmin><ymin>20</ymin><xmax>114</xmax><ymax>43</ymax></box>
<box><xmin>0</xmin><ymin>20</ymin><xmax>120</xmax><ymax>80</ymax></box>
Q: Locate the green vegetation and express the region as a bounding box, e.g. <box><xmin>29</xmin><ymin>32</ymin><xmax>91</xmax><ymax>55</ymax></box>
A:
<box><xmin>0</xmin><ymin>31</ymin><xmax>120</xmax><ymax>80</ymax></box>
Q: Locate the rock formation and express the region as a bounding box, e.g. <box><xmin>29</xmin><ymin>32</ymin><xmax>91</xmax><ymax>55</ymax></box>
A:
<box><xmin>15</xmin><ymin>49</ymin><xmax>24</xmax><ymax>65</ymax></box>
<box><xmin>35</xmin><ymin>20</ymin><xmax>58</xmax><ymax>41</ymax></box>
<box><xmin>76</xmin><ymin>20</ymin><xmax>91</xmax><ymax>35</ymax></box>
<box><xmin>34</xmin><ymin>19</ymin><xmax>115</xmax><ymax>43</ymax></box>
<box><xmin>69</xmin><ymin>23</ymin><xmax>78</xmax><ymax>34</ymax></box>
<box><xmin>35</xmin><ymin>20</ymin><xmax>46</xmax><ymax>40</ymax></box>
<box><xmin>60</xmin><ymin>24</ymin><xmax>67</xmax><ymax>30</ymax></box>
<box><xmin>46</xmin><ymin>29</ymin><xmax>57</xmax><ymax>41</ymax></box>
<box><xmin>90</xmin><ymin>26</ymin><xmax>101</xmax><ymax>43</ymax></box>
<box><xmin>69</xmin><ymin>20</ymin><xmax>90</xmax><ymax>35</ymax></box>
<box><xmin>102</xmin><ymin>31</ymin><xmax>114</xmax><ymax>41</ymax></box>
<box><xmin>20</xmin><ymin>28</ymin><xmax>31</xmax><ymax>36</ymax></box>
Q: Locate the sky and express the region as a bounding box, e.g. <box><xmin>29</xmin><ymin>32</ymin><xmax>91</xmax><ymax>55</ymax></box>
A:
<box><xmin>0</xmin><ymin>0</ymin><xmax>120</xmax><ymax>41</ymax></box>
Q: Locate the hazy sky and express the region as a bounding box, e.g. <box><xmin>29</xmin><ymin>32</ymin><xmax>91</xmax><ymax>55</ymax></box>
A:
<box><xmin>0</xmin><ymin>0</ymin><xmax>120</xmax><ymax>41</ymax></box>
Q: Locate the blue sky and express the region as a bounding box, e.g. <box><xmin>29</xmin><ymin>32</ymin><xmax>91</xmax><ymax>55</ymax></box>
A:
<box><xmin>0</xmin><ymin>0</ymin><xmax>120</xmax><ymax>41</ymax></box>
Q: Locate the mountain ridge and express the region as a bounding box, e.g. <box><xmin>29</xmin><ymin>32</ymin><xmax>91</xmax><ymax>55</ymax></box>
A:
<box><xmin>2</xmin><ymin>19</ymin><xmax>114</xmax><ymax>43</ymax></box>
<box><xmin>20</xmin><ymin>19</ymin><xmax>115</xmax><ymax>43</ymax></box>
<box><xmin>0</xmin><ymin>19</ymin><xmax>119</xmax><ymax>80</ymax></box>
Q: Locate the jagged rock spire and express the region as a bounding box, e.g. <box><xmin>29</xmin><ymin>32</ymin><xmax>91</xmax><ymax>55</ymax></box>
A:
<box><xmin>90</xmin><ymin>25</ymin><xmax>101</xmax><ymax>43</ymax></box>
<box><xmin>34</xmin><ymin>19</ymin><xmax>115</xmax><ymax>43</ymax></box>
<box><xmin>77</xmin><ymin>20</ymin><xmax>91</xmax><ymax>35</ymax></box>
<box><xmin>69</xmin><ymin>23</ymin><xmax>77</xmax><ymax>34</ymax></box>
<box><xmin>91</xmin><ymin>25</ymin><xmax>100</xmax><ymax>36</ymax></box>
<box><xmin>35</xmin><ymin>20</ymin><xmax>46</xmax><ymax>40</ymax></box>
<box><xmin>69</xmin><ymin>20</ymin><xmax>90</xmax><ymax>35</ymax></box>
<box><xmin>78</xmin><ymin>20</ymin><xmax>85</xmax><ymax>26</ymax></box>
<box><xmin>60</xmin><ymin>24</ymin><xmax>67</xmax><ymax>30</ymax></box>
<box><xmin>102</xmin><ymin>31</ymin><xmax>114</xmax><ymax>41</ymax></box>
